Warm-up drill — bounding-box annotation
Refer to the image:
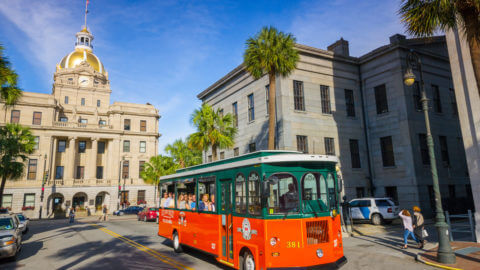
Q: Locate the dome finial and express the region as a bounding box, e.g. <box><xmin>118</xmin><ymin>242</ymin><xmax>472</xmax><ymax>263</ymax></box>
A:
<box><xmin>84</xmin><ymin>0</ymin><xmax>90</xmax><ymax>30</ymax></box>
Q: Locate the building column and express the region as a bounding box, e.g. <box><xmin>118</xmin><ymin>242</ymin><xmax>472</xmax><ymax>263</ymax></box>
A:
<box><xmin>112</xmin><ymin>138</ymin><xmax>121</xmax><ymax>181</ymax></box>
<box><xmin>66</xmin><ymin>137</ymin><xmax>76</xmax><ymax>180</ymax></box>
<box><xmin>88</xmin><ymin>138</ymin><xmax>98</xmax><ymax>179</ymax></box>
<box><xmin>50</xmin><ymin>137</ymin><xmax>58</xmax><ymax>181</ymax></box>
<box><xmin>106</xmin><ymin>139</ymin><xmax>113</xmax><ymax>180</ymax></box>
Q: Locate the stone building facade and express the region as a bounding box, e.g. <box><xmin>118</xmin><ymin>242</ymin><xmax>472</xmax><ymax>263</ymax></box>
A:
<box><xmin>197</xmin><ymin>34</ymin><xmax>472</xmax><ymax>216</ymax></box>
<box><xmin>0</xmin><ymin>26</ymin><xmax>160</xmax><ymax>218</ymax></box>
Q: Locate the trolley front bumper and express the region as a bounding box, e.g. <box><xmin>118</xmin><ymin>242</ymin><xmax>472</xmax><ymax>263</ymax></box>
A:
<box><xmin>266</xmin><ymin>256</ymin><xmax>347</xmax><ymax>270</ymax></box>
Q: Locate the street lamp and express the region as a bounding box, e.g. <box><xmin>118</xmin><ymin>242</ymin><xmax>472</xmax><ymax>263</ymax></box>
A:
<box><xmin>39</xmin><ymin>154</ymin><xmax>48</xmax><ymax>219</ymax></box>
<box><xmin>403</xmin><ymin>50</ymin><xmax>456</xmax><ymax>264</ymax></box>
<box><xmin>118</xmin><ymin>156</ymin><xmax>125</xmax><ymax>210</ymax></box>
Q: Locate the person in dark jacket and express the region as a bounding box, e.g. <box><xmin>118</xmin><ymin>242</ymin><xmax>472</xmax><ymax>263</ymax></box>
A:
<box><xmin>412</xmin><ymin>206</ymin><xmax>425</xmax><ymax>248</ymax></box>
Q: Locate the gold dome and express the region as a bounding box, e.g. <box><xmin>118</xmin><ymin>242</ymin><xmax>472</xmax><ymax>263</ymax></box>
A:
<box><xmin>59</xmin><ymin>48</ymin><xmax>105</xmax><ymax>74</ymax></box>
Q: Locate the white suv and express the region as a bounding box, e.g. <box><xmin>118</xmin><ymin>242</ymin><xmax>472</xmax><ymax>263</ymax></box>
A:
<box><xmin>348</xmin><ymin>198</ymin><xmax>399</xmax><ymax>225</ymax></box>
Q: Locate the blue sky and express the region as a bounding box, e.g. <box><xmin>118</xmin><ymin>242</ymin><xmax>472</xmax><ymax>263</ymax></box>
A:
<box><xmin>0</xmin><ymin>0</ymin><xmax>407</xmax><ymax>153</ymax></box>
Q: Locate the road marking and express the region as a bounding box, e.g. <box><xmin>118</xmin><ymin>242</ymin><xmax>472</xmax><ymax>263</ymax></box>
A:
<box><xmin>89</xmin><ymin>223</ymin><xmax>194</xmax><ymax>270</ymax></box>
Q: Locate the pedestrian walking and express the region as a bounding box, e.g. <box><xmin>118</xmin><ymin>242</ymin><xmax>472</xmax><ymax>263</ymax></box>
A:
<box><xmin>398</xmin><ymin>209</ymin><xmax>420</xmax><ymax>249</ymax></box>
<box><xmin>69</xmin><ymin>207</ymin><xmax>75</xmax><ymax>223</ymax></box>
<box><xmin>412</xmin><ymin>206</ymin><xmax>426</xmax><ymax>249</ymax></box>
<box><xmin>99</xmin><ymin>205</ymin><xmax>108</xmax><ymax>221</ymax></box>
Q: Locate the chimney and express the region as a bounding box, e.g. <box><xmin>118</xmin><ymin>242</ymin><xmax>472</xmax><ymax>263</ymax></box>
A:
<box><xmin>327</xmin><ymin>38</ymin><xmax>349</xmax><ymax>56</ymax></box>
<box><xmin>389</xmin><ymin>34</ymin><xmax>406</xmax><ymax>44</ymax></box>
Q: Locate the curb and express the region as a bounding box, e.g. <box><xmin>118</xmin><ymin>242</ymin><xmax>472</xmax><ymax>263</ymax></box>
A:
<box><xmin>415</xmin><ymin>254</ymin><xmax>463</xmax><ymax>270</ymax></box>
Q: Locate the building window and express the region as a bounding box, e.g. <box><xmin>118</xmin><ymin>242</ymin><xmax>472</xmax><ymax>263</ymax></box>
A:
<box><xmin>139</xmin><ymin>141</ymin><xmax>146</xmax><ymax>153</ymax></box>
<box><xmin>419</xmin><ymin>134</ymin><xmax>430</xmax><ymax>165</ymax></box>
<box><xmin>98</xmin><ymin>141</ymin><xmax>105</xmax><ymax>154</ymax></box>
<box><xmin>349</xmin><ymin>139</ymin><xmax>361</xmax><ymax>168</ymax></box>
<box><xmin>296</xmin><ymin>135</ymin><xmax>308</xmax><ymax>153</ymax></box>
<box><xmin>124</xmin><ymin>119</ymin><xmax>131</xmax><ymax>131</ymax></box>
<box><xmin>32</xmin><ymin>112</ymin><xmax>42</xmax><ymax>125</ymax></box>
<box><xmin>432</xmin><ymin>85</ymin><xmax>442</xmax><ymax>113</ymax></box>
<box><xmin>1</xmin><ymin>194</ymin><xmax>12</xmax><ymax>209</ymax></box>
<box><xmin>320</xmin><ymin>85</ymin><xmax>331</xmax><ymax>114</ymax></box>
<box><xmin>234</xmin><ymin>147</ymin><xmax>239</xmax><ymax>157</ymax></box>
<box><xmin>99</xmin><ymin>119</ymin><xmax>106</xmax><ymax>126</ymax></box>
<box><xmin>374</xmin><ymin>84</ymin><xmax>388</xmax><ymax>114</ymax></box>
<box><xmin>380</xmin><ymin>136</ymin><xmax>395</xmax><ymax>167</ymax></box>
<box><xmin>33</xmin><ymin>136</ymin><xmax>39</xmax><ymax>150</ymax></box>
<box><xmin>247</xmin><ymin>94</ymin><xmax>255</xmax><ymax>122</ymax></box>
<box><xmin>208</xmin><ymin>155</ymin><xmax>212</xmax><ymax>162</ymax></box>
<box><xmin>140</xmin><ymin>120</ymin><xmax>147</xmax><ymax>132</ymax></box>
<box><xmin>265</xmin><ymin>85</ymin><xmax>270</xmax><ymax>116</ymax></box>
<box><xmin>232</xmin><ymin>102</ymin><xmax>238</xmax><ymax>127</ymax></box>
<box><xmin>220</xmin><ymin>152</ymin><xmax>225</xmax><ymax>160</ymax></box>
<box><xmin>385</xmin><ymin>186</ymin><xmax>398</xmax><ymax>204</ymax></box>
<box><xmin>79</xmin><ymin>118</ymin><xmax>88</xmax><ymax>124</ymax></box>
<box><xmin>324</xmin><ymin>137</ymin><xmax>335</xmax><ymax>155</ymax></box>
<box><xmin>59</xmin><ymin>117</ymin><xmax>68</xmax><ymax>122</ymax></box>
<box><xmin>466</xmin><ymin>184</ymin><xmax>472</xmax><ymax>199</ymax></box>
<box><xmin>139</xmin><ymin>161</ymin><xmax>145</xmax><ymax>178</ymax></box>
<box><xmin>123</xmin><ymin>140</ymin><xmax>130</xmax><ymax>152</ymax></box>
<box><xmin>138</xmin><ymin>190</ymin><xmax>146</xmax><ymax>203</ymax></box>
<box><xmin>439</xmin><ymin>136</ymin><xmax>450</xmax><ymax>167</ymax></box>
<box><xmin>356</xmin><ymin>187</ymin><xmax>365</xmax><ymax>198</ymax></box>
<box><xmin>78</xmin><ymin>141</ymin><xmax>86</xmax><ymax>153</ymax></box>
<box><xmin>293</xmin><ymin>80</ymin><xmax>305</xmax><ymax>111</ymax></box>
<box><xmin>23</xmin><ymin>194</ymin><xmax>35</xmax><ymax>207</ymax></box>
<box><xmin>64</xmin><ymin>96</ymin><xmax>69</xmax><ymax>104</ymax></box>
<box><xmin>76</xmin><ymin>166</ymin><xmax>85</xmax><ymax>179</ymax></box>
<box><xmin>58</xmin><ymin>140</ymin><xmax>66</xmax><ymax>153</ymax></box>
<box><xmin>27</xmin><ymin>159</ymin><xmax>37</xmax><ymax>180</ymax></box>
<box><xmin>345</xmin><ymin>89</ymin><xmax>355</xmax><ymax>117</ymax></box>
<box><xmin>55</xmin><ymin>166</ymin><xmax>64</xmax><ymax>179</ymax></box>
<box><xmin>448</xmin><ymin>185</ymin><xmax>456</xmax><ymax>198</ymax></box>
<box><xmin>122</xmin><ymin>161</ymin><xmax>129</xmax><ymax>178</ymax></box>
<box><xmin>413</xmin><ymin>82</ymin><xmax>422</xmax><ymax>111</ymax></box>
<box><xmin>96</xmin><ymin>166</ymin><xmax>103</xmax><ymax>179</ymax></box>
<box><xmin>10</xmin><ymin>110</ymin><xmax>20</xmax><ymax>123</ymax></box>
<box><xmin>97</xmin><ymin>100</ymin><xmax>100</xmax><ymax>107</ymax></box>
<box><xmin>81</xmin><ymin>98</ymin><xmax>85</xmax><ymax>106</ymax></box>
<box><xmin>449</xmin><ymin>88</ymin><xmax>457</xmax><ymax>115</ymax></box>
<box><xmin>248</xmin><ymin>143</ymin><xmax>256</xmax><ymax>153</ymax></box>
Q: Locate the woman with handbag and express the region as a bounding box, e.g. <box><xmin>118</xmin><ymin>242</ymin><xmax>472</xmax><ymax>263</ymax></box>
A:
<box><xmin>413</xmin><ymin>206</ymin><xmax>426</xmax><ymax>248</ymax></box>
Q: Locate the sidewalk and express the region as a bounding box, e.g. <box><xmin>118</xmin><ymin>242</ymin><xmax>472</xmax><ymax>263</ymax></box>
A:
<box><xmin>417</xmin><ymin>242</ymin><xmax>480</xmax><ymax>270</ymax></box>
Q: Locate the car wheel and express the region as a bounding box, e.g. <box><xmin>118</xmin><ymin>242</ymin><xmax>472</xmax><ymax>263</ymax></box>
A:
<box><xmin>371</xmin><ymin>213</ymin><xmax>383</xmax><ymax>225</ymax></box>
<box><xmin>172</xmin><ymin>231</ymin><xmax>183</xmax><ymax>253</ymax></box>
<box><xmin>144</xmin><ymin>216</ymin><xmax>147</xmax><ymax>222</ymax></box>
<box><xmin>241</xmin><ymin>250</ymin><xmax>255</xmax><ymax>270</ymax></box>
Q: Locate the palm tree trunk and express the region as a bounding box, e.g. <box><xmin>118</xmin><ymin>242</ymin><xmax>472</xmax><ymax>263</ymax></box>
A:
<box><xmin>212</xmin><ymin>145</ymin><xmax>218</xmax><ymax>161</ymax></box>
<box><xmin>468</xmin><ymin>39</ymin><xmax>480</xmax><ymax>97</ymax></box>
<box><xmin>0</xmin><ymin>175</ymin><xmax>7</xmax><ymax>207</ymax></box>
<box><xmin>268</xmin><ymin>72</ymin><xmax>276</xmax><ymax>150</ymax></box>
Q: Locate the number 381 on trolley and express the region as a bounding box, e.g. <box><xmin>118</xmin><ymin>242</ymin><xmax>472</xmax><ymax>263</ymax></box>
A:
<box><xmin>158</xmin><ymin>151</ymin><xmax>347</xmax><ymax>270</ymax></box>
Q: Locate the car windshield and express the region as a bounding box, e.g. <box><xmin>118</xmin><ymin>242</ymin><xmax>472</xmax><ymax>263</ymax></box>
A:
<box><xmin>17</xmin><ymin>214</ymin><xmax>26</xmax><ymax>221</ymax></box>
<box><xmin>0</xmin><ymin>218</ymin><xmax>14</xmax><ymax>230</ymax></box>
<box><xmin>301</xmin><ymin>173</ymin><xmax>329</xmax><ymax>213</ymax></box>
<box><xmin>266</xmin><ymin>173</ymin><xmax>299</xmax><ymax>214</ymax></box>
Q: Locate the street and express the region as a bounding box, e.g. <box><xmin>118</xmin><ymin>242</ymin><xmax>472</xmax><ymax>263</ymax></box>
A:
<box><xmin>0</xmin><ymin>217</ymin><xmax>436</xmax><ymax>270</ymax></box>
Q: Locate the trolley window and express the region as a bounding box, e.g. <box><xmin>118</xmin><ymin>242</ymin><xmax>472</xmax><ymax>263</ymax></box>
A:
<box><xmin>266</xmin><ymin>173</ymin><xmax>299</xmax><ymax>214</ymax></box>
<box><xmin>198</xmin><ymin>176</ymin><xmax>216</xmax><ymax>212</ymax></box>
<box><xmin>176</xmin><ymin>178</ymin><xmax>196</xmax><ymax>210</ymax></box>
<box><xmin>248</xmin><ymin>171</ymin><xmax>261</xmax><ymax>215</ymax></box>
<box><xmin>326</xmin><ymin>173</ymin><xmax>337</xmax><ymax>209</ymax></box>
<box><xmin>302</xmin><ymin>173</ymin><xmax>328</xmax><ymax>213</ymax></box>
<box><xmin>160</xmin><ymin>181</ymin><xmax>175</xmax><ymax>208</ymax></box>
<box><xmin>235</xmin><ymin>174</ymin><xmax>247</xmax><ymax>214</ymax></box>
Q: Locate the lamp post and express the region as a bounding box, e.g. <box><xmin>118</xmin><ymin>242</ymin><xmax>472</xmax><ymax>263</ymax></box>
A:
<box><xmin>403</xmin><ymin>50</ymin><xmax>456</xmax><ymax>264</ymax></box>
<box><xmin>117</xmin><ymin>156</ymin><xmax>124</xmax><ymax>210</ymax></box>
<box><xmin>39</xmin><ymin>154</ymin><xmax>48</xmax><ymax>219</ymax></box>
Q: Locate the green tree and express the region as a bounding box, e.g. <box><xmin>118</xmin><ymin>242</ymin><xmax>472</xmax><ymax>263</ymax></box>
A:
<box><xmin>165</xmin><ymin>138</ymin><xmax>202</xmax><ymax>168</ymax></box>
<box><xmin>244</xmin><ymin>26</ymin><xmax>299</xmax><ymax>149</ymax></box>
<box><xmin>0</xmin><ymin>45</ymin><xmax>23</xmax><ymax>121</ymax></box>
<box><xmin>188</xmin><ymin>103</ymin><xmax>237</xmax><ymax>161</ymax></box>
<box><xmin>0</xmin><ymin>124</ymin><xmax>35</xmax><ymax>205</ymax></box>
<box><xmin>140</xmin><ymin>155</ymin><xmax>177</xmax><ymax>207</ymax></box>
<box><xmin>399</xmin><ymin>0</ymin><xmax>480</xmax><ymax>95</ymax></box>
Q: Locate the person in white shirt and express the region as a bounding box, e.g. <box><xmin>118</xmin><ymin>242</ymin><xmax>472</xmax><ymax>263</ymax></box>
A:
<box><xmin>398</xmin><ymin>209</ymin><xmax>421</xmax><ymax>249</ymax></box>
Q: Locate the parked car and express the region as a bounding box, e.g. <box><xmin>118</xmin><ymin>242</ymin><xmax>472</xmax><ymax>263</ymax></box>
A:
<box><xmin>0</xmin><ymin>213</ymin><xmax>23</xmax><ymax>260</ymax></box>
<box><xmin>16</xmin><ymin>213</ymin><xmax>29</xmax><ymax>234</ymax></box>
<box><xmin>137</xmin><ymin>208</ymin><xmax>159</xmax><ymax>222</ymax></box>
<box><xmin>113</xmin><ymin>206</ymin><xmax>144</xmax><ymax>216</ymax></box>
<box><xmin>348</xmin><ymin>197</ymin><xmax>399</xmax><ymax>225</ymax></box>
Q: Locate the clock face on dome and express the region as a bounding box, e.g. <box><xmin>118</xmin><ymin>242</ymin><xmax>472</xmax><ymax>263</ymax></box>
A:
<box><xmin>78</xmin><ymin>76</ymin><xmax>89</xmax><ymax>86</ymax></box>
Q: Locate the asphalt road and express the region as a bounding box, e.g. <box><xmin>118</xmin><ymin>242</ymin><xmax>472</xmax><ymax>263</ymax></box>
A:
<box><xmin>0</xmin><ymin>217</ymin><xmax>435</xmax><ymax>270</ymax></box>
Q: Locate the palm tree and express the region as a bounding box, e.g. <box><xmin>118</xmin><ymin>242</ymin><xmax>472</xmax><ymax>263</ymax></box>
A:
<box><xmin>165</xmin><ymin>138</ymin><xmax>202</xmax><ymax>168</ymax></box>
<box><xmin>244</xmin><ymin>26</ymin><xmax>299</xmax><ymax>150</ymax></box>
<box><xmin>140</xmin><ymin>155</ymin><xmax>177</xmax><ymax>207</ymax></box>
<box><xmin>0</xmin><ymin>123</ymin><xmax>35</xmax><ymax>205</ymax></box>
<box><xmin>399</xmin><ymin>0</ymin><xmax>480</xmax><ymax>95</ymax></box>
<box><xmin>0</xmin><ymin>45</ymin><xmax>23</xmax><ymax>122</ymax></box>
<box><xmin>188</xmin><ymin>103</ymin><xmax>237</xmax><ymax>161</ymax></box>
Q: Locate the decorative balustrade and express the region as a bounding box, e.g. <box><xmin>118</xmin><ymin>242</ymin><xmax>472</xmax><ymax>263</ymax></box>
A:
<box><xmin>53</xmin><ymin>122</ymin><xmax>113</xmax><ymax>129</ymax></box>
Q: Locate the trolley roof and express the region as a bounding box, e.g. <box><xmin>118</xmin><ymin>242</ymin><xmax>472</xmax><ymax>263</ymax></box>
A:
<box><xmin>160</xmin><ymin>150</ymin><xmax>338</xmax><ymax>181</ymax></box>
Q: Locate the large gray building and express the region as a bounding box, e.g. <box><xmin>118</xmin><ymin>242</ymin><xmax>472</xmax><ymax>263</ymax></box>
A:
<box><xmin>197</xmin><ymin>34</ymin><xmax>473</xmax><ymax>215</ymax></box>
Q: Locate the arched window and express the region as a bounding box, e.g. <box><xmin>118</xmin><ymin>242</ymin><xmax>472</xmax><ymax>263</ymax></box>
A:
<box><xmin>235</xmin><ymin>174</ymin><xmax>246</xmax><ymax>214</ymax></box>
<box><xmin>266</xmin><ymin>173</ymin><xmax>299</xmax><ymax>214</ymax></box>
<box><xmin>326</xmin><ymin>173</ymin><xmax>337</xmax><ymax>209</ymax></box>
<box><xmin>248</xmin><ymin>171</ymin><xmax>260</xmax><ymax>215</ymax></box>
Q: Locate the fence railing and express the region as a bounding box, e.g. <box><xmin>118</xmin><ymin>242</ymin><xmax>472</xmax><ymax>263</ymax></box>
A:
<box><xmin>445</xmin><ymin>210</ymin><xmax>476</xmax><ymax>242</ymax></box>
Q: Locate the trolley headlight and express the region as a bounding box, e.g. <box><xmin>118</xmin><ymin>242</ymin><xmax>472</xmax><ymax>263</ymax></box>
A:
<box><xmin>316</xmin><ymin>248</ymin><xmax>324</xmax><ymax>258</ymax></box>
<box><xmin>270</xmin><ymin>237</ymin><xmax>278</xmax><ymax>246</ymax></box>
